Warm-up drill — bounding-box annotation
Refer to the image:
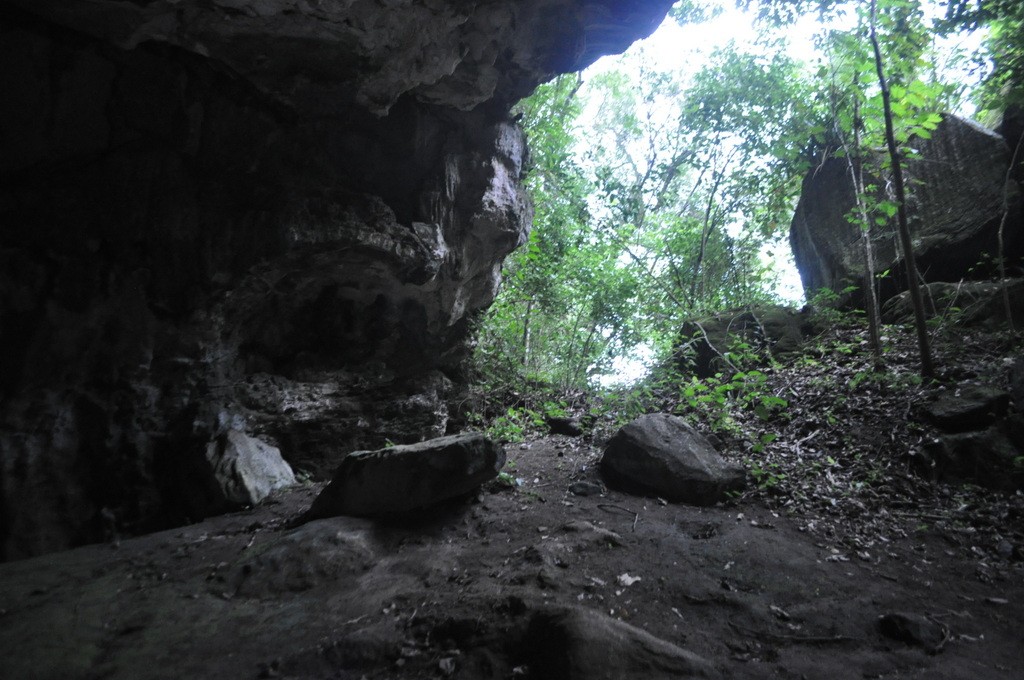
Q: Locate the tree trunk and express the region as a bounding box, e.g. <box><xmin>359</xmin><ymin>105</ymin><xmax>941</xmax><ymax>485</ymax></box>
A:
<box><xmin>998</xmin><ymin>133</ymin><xmax>1024</xmax><ymax>331</ymax></box>
<box><xmin>870</xmin><ymin>0</ymin><xmax>934</xmax><ymax>380</ymax></box>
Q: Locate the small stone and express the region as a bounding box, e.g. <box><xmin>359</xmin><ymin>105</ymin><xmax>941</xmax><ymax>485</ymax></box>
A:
<box><xmin>616</xmin><ymin>573</ymin><xmax>641</xmax><ymax>587</ymax></box>
<box><xmin>569</xmin><ymin>481</ymin><xmax>603</xmax><ymax>497</ymax></box>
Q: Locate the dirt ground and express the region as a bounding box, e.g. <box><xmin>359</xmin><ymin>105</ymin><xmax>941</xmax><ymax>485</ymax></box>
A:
<box><xmin>1</xmin><ymin>432</ymin><xmax>1021</xmax><ymax>680</ymax></box>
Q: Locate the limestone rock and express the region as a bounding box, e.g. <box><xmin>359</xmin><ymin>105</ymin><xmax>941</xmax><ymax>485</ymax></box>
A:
<box><xmin>881</xmin><ymin>279</ymin><xmax>1024</xmax><ymax>329</ymax></box>
<box><xmin>0</xmin><ymin>1</ymin><xmax>675</xmax><ymax>558</ymax></box>
<box><xmin>790</xmin><ymin>114</ymin><xmax>1024</xmax><ymax>305</ymax></box>
<box><xmin>925</xmin><ymin>423</ymin><xmax>1024</xmax><ymax>491</ymax></box>
<box><xmin>601</xmin><ymin>414</ymin><xmax>745</xmax><ymax>505</ymax></box>
<box><xmin>524</xmin><ymin>606</ymin><xmax>719</xmax><ymax>679</ymax></box>
<box><xmin>205</xmin><ymin>430</ymin><xmax>296</xmax><ymax>507</ymax></box>
<box><xmin>922</xmin><ymin>385</ymin><xmax>1010</xmax><ymax>433</ymax></box>
<box><xmin>304</xmin><ymin>433</ymin><xmax>505</xmax><ymax>518</ymax></box>
<box><xmin>676</xmin><ymin>305</ymin><xmax>810</xmax><ymax>378</ymax></box>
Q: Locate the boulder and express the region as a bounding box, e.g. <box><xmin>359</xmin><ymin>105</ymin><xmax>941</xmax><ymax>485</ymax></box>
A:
<box><xmin>924</xmin><ymin>420</ymin><xmax>1024</xmax><ymax>491</ymax></box>
<box><xmin>922</xmin><ymin>385</ymin><xmax>1010</xmax><ymax>433</ymax></box>
<box><xmin>547</xmin><ymin>416</ymin><xmax>584</xmax><ymax>437</ymax></box>
<box><xmin>677</xmin><ymin>305</ymin><xmax>810</xmax><ymax>378</ymax></box>
<box><xmin>304</xmin><ymin>433</ymin><xmax>505</xmax><ymax>518</ymax></box>
<box><xmin>881</xmin><ymin>279</ymin><xmax>1024</xmax><ymax>329</ymax></box>
<box><xmin>790</xmin><ymin>114</ymin><xmax>1024</xmax><ymax>305</ymax></box>
<box><xmin>600</xmin><ymin>414</ymin><xmax>745</xmax><ymax>505</ymax></box>
<box><xmin>523</xmin><ymin>606</ymin><xmax>718</xmax><ymax>680</ymax></box>
<box><xmin>205</xmin><ymin>430</ymin><xmax>297</xmax><ymax>507</ymax></box>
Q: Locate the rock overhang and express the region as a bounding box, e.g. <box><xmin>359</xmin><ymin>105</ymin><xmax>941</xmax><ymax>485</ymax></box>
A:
<box><xmin>0</xmin><ymin>0</ymin><xmax>678</xmax><ymax>559</ymax></box>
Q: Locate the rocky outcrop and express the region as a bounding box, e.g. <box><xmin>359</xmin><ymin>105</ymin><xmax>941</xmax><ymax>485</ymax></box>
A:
<box><xmin>0</xmin><ymin>1</ymin><xmax>675</xmax><ymax>559</ymax></box>
<box><xmin>919</xmin><ymin>384</ymin><xmax>1023</xmax><ymax>491</ymax></box>
<box><xmin>601</xmin><ymin>413</ymin><xmax>746</xmax><ymax>505</ymax></box>
<box><xmin>881</xmin><ymin>279</ymin><xmax>1024</xmax><ymax>329</ymax></box>
<box><xmin>676</xmin><ymin>305</ymin><xmax>811</xmax><ymax>378</ymax></box>
<box><xmin>790</xmin><ymin>114</ymin><xmax>1024</xmax><ymax>306</ymax></box>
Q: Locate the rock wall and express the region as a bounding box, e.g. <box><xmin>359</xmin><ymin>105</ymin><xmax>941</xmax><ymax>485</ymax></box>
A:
<box><xmin>0</xmin><ymin>0</ymin><xmax>674</xmax><ymax>559</ymax></box>
<box><xmin>790</xmin><ymin>114</ymin><xmax>1024</xmax><ymax>306</ymax></box>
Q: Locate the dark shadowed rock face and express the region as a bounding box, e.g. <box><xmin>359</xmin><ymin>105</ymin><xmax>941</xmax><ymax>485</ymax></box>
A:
<box><xmin>0</xmin><ymin>0</ymin><xmax>675</xmax><ymax>559</ymax></box>
<box><xmin>881</xmin><ymin>278</ymin><xmax>1024</xmax><ymax>330</ymax></box>
<box><xmin>790</xmin><ymin>114</ymin><xmax>1024</xmax><ymax>306</ymax></box>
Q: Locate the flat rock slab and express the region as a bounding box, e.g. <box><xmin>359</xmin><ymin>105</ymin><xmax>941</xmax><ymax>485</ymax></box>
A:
<box><xmin>524</xmin><ymin>606</ymin><xmax>718</xmax><ymax>679</ymax></box>
<box><xmin>600</xmin><ymin>413</ymin><xmax>745</xmax><ymax>505</ymax></box>
<box><xmin>305</xmin><ymin>432</ymin><xmax>505</xmax><ymax>518</ymax></box>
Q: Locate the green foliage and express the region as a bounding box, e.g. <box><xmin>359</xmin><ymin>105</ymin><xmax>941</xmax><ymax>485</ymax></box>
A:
<box><xmin>474</xmin><ymin>36</ymin><xmax>817</xmax><ymax>397</ymax></box>
<box><xmin>473</xmin><ymin>0</ymin><xmax>1010</xmax><ymax>414</ymax></box>
<box><xmin>747</xmin><ymin>458</ymin><xmax>787</xmax><ymax>490</ymax></box>
<box><xmin>677</xmin><ymin>369</ymin><xmax>790</xmax><ymax>435</ymax></box>
<box><xmin>483</xmin><ymin>406</ymin><xmax>543</xmax><ymax>444</ymax></box>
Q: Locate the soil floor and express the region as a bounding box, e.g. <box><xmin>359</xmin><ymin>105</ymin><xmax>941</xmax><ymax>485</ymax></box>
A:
<box><xmin>1</xmin><ymin>434</ymin><xmax>1021</xmax><ymax>680</ymax></box>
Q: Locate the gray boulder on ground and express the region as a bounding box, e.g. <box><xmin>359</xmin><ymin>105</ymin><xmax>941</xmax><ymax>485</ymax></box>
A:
<box><xmin>524</xmin><ymin>606</ymin><xmax>718</xmax><ymax>679</ymax></box>
<box><xmin>205</xmin><ymin>430</ymin><xmax>296</xmax><ymax>507</ymax></box>
<box><xmin>304</xmin><ymin>432</ymin><xmax>505</xmax><ymax>519</ymax></box>
<box><xmin>790</xmin><ymin>114</ymin><xmax>1023</xmax><ymax>305</ymax></box>
<box><xmin>601</xmin><ymin>414</ymin><xmax>745</xmax><ymax>505</ymax></box>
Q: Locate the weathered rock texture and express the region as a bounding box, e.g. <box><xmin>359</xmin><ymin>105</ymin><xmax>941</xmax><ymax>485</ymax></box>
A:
<box><xmin>304</xmin><ymin>432</ymin><xmax>505</xmax><ymax>518</ymax></box>
<box><xmin>882</xmin><ymin>278</ymin><xmax>1024</xmax><ymax>330</ymax></box>
<box><xmin>919</xmin><ymin>384</ymin><xmax>1023</xmax><ymax>491</ymax></box>
<box><xmin>790</xmin><ymin>114</ymin><xmax>1024</xmax><ymax>305</ymax></box>
<box><xmin>0</xmin><ymin>0</ymin><xmax>674</xmax><ymax>559</ymax></box>
<box><xmin>676</xmin><ymin>305</ymin><xmax>811</xmax><ymax>378</ymax></box>
<box><xmin>601</xmin><ymin>413</ymin><xmax>746</xmax><ymax>505</ymax></box>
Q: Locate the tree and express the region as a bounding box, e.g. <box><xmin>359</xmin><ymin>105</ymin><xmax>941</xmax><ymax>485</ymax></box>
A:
<box><xmin>869</xmin><ymin>0</ymin><xmax>935</xmax><ymax>379</ymax></box>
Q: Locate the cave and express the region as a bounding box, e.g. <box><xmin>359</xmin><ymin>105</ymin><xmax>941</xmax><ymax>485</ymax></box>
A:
<box><xmin>0</xmin><ymin>0</ymin><xmax>675</xmax><ymax>560</ymax></box>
